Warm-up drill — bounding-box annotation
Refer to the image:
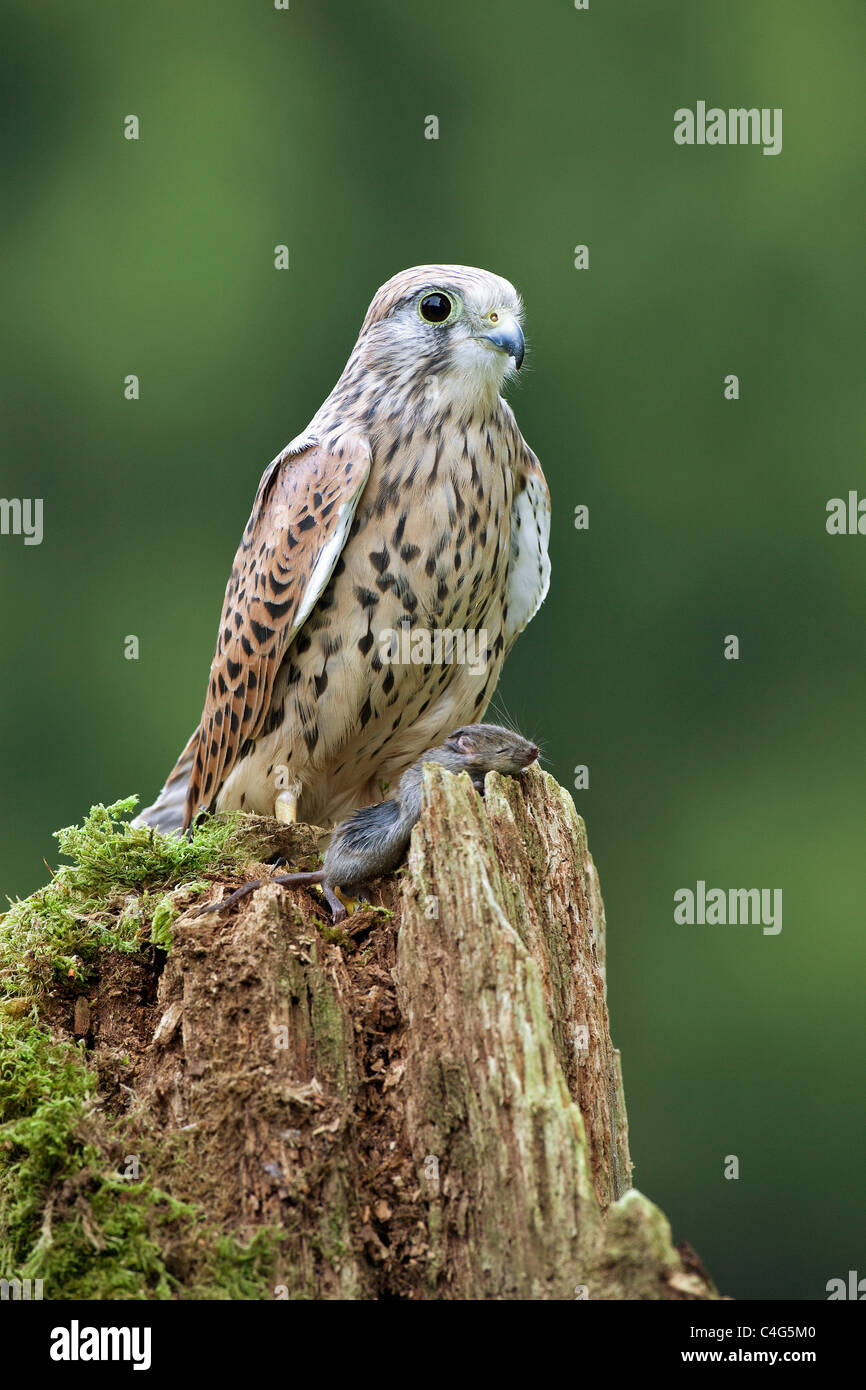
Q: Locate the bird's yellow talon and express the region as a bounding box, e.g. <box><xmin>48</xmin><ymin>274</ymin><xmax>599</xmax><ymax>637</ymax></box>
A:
<box><xmin>274</xmin><ymin>790</ymin><xmax>299</xmax><ymax>824</ymax></box>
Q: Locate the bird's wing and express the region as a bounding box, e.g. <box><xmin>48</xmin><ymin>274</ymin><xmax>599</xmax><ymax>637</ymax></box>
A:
<box><xmin>503</xmin><ymin>443</ymin><xmax>551</xmax><ymax>654</ymax></box>
<box><xmin>132</xmin><ymin>725</ymin><xmax>201</xmax><ymax>833</ymax></box>
<box><xmin>184</xmin><ymin>434</ymin><xmax>372</xmax><ymax>825</ymax></box>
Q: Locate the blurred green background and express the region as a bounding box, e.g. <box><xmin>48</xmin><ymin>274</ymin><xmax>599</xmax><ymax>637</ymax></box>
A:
<box><xmin>2</xmin><ymin>0</ymin><xmax>863</xmax><ymax>1300</ymax></box>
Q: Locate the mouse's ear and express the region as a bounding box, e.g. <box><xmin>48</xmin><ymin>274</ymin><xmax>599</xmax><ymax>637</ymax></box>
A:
<box><xmin>443</xmin><ymin>727</ymin><xmax>468</xmax><ymax>754</ymax></box>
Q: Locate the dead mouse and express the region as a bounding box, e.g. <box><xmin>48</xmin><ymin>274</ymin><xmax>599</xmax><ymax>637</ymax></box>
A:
<box><xmin>194</xmin><ymin>723</ymin><xmax>538</xmax><ymax>923</ymax></box>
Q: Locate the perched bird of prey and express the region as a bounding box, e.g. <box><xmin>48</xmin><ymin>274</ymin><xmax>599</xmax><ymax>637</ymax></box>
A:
<box><xmin>136</xmin><ymin>264</ymin><xmax>550</xmax><ymax>834</ymax></box>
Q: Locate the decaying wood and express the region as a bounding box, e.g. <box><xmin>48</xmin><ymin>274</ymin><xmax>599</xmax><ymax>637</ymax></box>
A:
<box><xmin>70</xmin><ymin>766</ymin><xmax>719</xmax><ymax>1299</ymax></box>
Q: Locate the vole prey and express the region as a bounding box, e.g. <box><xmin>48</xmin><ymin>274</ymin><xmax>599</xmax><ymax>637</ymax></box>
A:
<box><xmin>195</xmin><ymin>723</ymin><xmax>538</xmax><ymax>923</ymax></box>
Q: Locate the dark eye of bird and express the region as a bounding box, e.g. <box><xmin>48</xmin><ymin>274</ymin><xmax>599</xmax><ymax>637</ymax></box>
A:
<box><xmin>419</xmin><ymin>292</ymin><xmax>452</xmax><ymax>323</ymax></box>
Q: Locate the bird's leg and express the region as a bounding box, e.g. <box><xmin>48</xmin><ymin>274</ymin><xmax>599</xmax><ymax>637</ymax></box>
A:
<box><xmin>274</xmin><ymin>792</ymin><xmax>298</xmax><ymax>823</ymax></box>
<box><xmin>274</xmin><ymin>778</ymin><xmax>303</xmax><ymax>824</ymax></box>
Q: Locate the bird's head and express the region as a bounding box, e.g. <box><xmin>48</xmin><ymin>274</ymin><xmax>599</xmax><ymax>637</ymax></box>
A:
<box><xmin>353</xmin><ymin>264</ymin><xmax>525</xmax><ymax>409</ymax></box>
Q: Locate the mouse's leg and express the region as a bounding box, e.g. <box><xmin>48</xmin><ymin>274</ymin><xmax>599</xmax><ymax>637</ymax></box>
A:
<box><xmin>331</xmin><ymin>884</ymin><xmax>364</xmax><ymax>918</ymax></box>
<box><xmin>322</xmin><ymin>883</ymin><xmax>348</xmax><ymax>924</ymax></box>
<box><xmin>471</xmin><ymin>774</ymin><xmax>486</xmax><ymax>797</ymax></box>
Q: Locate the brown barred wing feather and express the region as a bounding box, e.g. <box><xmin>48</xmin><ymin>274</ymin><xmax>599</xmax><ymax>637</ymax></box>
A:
<box><xmin>183</xmin><ymin>435</ymin><xmax>372</xmax><ymax>826</ymax></box>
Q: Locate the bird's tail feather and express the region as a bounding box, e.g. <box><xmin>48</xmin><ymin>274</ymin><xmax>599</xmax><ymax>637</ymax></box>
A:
<box><xmin>132</xmin><ymin>726</ymin><xmax>199</xmax><ymax>834</ymax></box>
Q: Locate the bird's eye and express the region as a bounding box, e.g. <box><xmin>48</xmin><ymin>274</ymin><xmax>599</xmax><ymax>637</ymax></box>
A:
<box><xmin>419</xmin><ymin>292</ymin><xmax>453</xmax><ymax>324</ymax></box>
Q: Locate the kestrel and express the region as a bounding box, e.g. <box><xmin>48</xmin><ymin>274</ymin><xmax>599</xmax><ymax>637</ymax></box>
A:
<box><xmin>136</xmin><ymin>265</ymin><xmax>550</xmax><ymax>834</ymax></box>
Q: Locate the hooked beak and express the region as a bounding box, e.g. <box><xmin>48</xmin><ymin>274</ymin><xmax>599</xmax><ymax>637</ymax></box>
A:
<box><xmin>478</xmin><ymin>317</ymin><xmax>525</xmax><ymax>371</ymax></box>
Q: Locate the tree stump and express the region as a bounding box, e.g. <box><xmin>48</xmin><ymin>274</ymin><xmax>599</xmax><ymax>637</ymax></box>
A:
<box><xmin>122</xmin><ymin>764</ymin><xmax>717</xmax><ymax>1299</ymax></box>
<box><xmin>0</xmin><ymin>766</ymin><xmax>719</xmax><ymax>1300</ymax></box>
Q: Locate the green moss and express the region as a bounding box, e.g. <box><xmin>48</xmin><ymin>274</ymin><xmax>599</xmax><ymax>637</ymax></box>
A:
<box><xmin>318</xmin><ymin>922</ymin><xmax>354</xmax><ymax>950</ymax></box>
<box><xmin>148</xmin><ymin>885</ymin><xmax>208</xmax><ymax>952</ymax></box>
<box><xmin>51</xmin><ymin>796</ymin><xmax>242</xmax><ymax>894</ymax></box>
<box><xmin>0</xmin><ymin>1022</ymin><xmax>95</xmax><ymax>1257</ymax></box>
<box><xmin>191</xmin><ymin>1228</ymin><xmax>284</xmax><ymax>1300</ymax></box>
<box><xmin>0</xmin><ymin>1018</ymin><xmax>281</xmax><ymax>1300</ymax></box>
<box><xmin>0</xmin><ymin>797</ymin><xmax>243</xmax><ymax>997</ymax></box>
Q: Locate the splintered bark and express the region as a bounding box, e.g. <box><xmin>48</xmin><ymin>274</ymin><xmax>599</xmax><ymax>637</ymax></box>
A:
<box><xmin>55</xmin><ymin>767</ymin><xmax>719</xmax><ymax>1299</ymax></box>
